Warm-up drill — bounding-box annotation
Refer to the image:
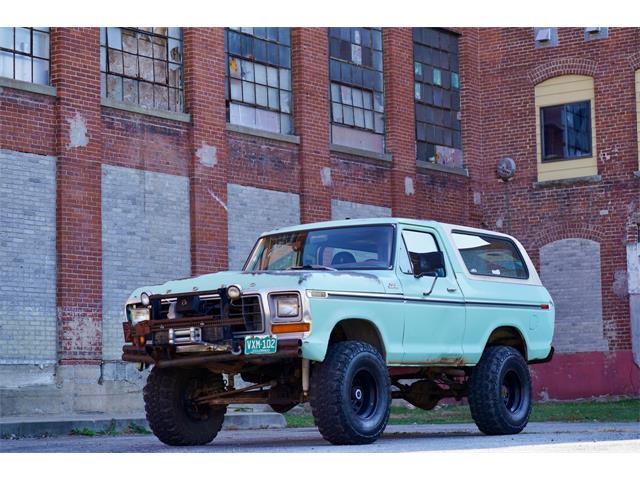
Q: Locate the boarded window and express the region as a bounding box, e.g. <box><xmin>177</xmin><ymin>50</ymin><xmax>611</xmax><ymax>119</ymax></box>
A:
<box><xmin>452</xmin><ymin>232</ymin><xmax>528</xmax><ymax>280</ymax></box>
<box><xmin>540</xmin><ymin>238</ymin><xmax>607</xmax><ymax>353</ymax></box>
<box><xmin>100</xmin><ymin>27</ymin><xmax>184</xmax><ymax>112</ymax></box>
<box><xmin>225</xmin><ymin>28</ymin><xmax>292</xmax><ymax>135</ymax></box>
<box><xmin>413</xmin><ymin>28</ymin><xmax>462</xmax><ymax>168</ymax></box>
<box><xmin>0</xmin><ymin>27</ymin><xmax>50</xmax><ymax>85</ymax></box>
<box><xmin>329</xmin><ymin>27</ymin><xmax>384</xmax><ymax>152</ymax></box>
<box><xmin>541</xmin><ymin>100</ymin><xmax>592</xmax><ymax>161</ymax></box>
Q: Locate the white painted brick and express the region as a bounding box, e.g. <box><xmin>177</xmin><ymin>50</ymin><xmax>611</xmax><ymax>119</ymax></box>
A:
<box><xmin>227</xmin><ymin>184</ymin><xmax>300</xmax><ymax>270</ymax></box>
<box><xmin>331</xmin><ymin>199</ymin><xmax>392</xmax><ymax>220</ymax></box>
<box><xmin>540</xmin><ymin>238</ymin><xmax>608</xmax><ymax>353</ymax></box>
<box><xmin>0</xmin><ymin>150</ymin><xmax>57</xmax><ymax>365</ymax></box>
<box><xmin>101</xmin><ymin>165</ymin><xmax>191</xmax><ymax>360</ymax></box>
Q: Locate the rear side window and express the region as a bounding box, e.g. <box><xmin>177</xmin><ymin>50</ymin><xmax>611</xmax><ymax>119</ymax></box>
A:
<box><xmin>451</xmin><ymin>232</ymin><xmax>528</xmax><ymax>280</ymax></box>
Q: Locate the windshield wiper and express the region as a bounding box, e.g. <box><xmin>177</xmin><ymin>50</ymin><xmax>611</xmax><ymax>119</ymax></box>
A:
<box><xmin>288</xmin><ymin>264</ymin><xmax>337</xmax><ymax>271</ymax></box>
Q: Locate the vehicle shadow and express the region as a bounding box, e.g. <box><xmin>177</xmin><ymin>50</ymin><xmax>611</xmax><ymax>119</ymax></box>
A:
<box><xmin>1</xmin><ymin>424</ymin><xmax>638</xmax><ymax>453</ymax></box>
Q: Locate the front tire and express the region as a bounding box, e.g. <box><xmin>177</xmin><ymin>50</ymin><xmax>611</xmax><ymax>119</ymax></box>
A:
<box><xmin>143</xmin><ymin>367</ymin><xmax>227</xmax><ymax>446</ymax></box>
<box><xmin>310</xmin><ymin>341</ymin><xmax>391</xmax><ymax>445</ymax></box>
<box><xmin>468</xmin><ymin>346</ymin><xmax>532</xmax><ymax>435</ymax></box>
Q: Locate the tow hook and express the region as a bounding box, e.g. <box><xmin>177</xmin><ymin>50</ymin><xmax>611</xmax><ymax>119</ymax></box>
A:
<box><xmin>232</xmin><ymin>343</ymin><xmax>243</xmax><ymax>355</ymax></box>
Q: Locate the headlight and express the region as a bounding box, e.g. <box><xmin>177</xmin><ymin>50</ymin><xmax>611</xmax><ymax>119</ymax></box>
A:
<box><xmin>227</xmin><ymin>284</ymin><xmax>242</xmax><ymax>300</ymax></box>
<box><xmin>140</xmin><ymin>292</ymin><xmax>150</xmax><ymax>306</ymax></box>
<box><xmin>130</xmin><ymin>307</ymin><xmax>150</xmax><ymax>326</ymax></box>
<box><xmin>274</xmin><ymin>294</ymin><xmax>300</xmax><ymax>318</ymax></box>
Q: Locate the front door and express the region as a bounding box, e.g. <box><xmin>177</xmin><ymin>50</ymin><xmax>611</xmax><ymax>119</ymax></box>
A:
<box><xmin>397</xmin><ymin>227</ymin><xmax>466</xmax><ymax>364</ymax></box>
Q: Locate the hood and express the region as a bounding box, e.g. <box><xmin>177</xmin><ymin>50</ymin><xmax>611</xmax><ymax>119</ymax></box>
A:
<box><xmin>127</xmin><ymin>269</ymin><xmax>394</xmax><ymax>303</ymax></box>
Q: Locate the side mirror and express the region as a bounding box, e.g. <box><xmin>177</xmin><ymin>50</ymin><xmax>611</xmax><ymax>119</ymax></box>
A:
<box><xmin>410</xmin><ymin>251</ymin><xmax>446</xmax><ymax>278</ymax></box>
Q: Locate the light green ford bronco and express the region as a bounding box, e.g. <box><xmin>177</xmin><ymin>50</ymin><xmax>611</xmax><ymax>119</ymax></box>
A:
<box><xmin>122</xmin><ymin>218</ymin><xmax>554</xmax><ymax>446</ymax></box>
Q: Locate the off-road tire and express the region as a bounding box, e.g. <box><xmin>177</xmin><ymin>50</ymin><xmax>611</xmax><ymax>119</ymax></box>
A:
<box><xmin>468</xmin><ymin>346</ymin><xmax>532</xmax><ymax>435</ymax></box>
<box><xmin>143</xmin><ymin>367</ymin><xmax>227</xmax><ymax>446</ymax></box>
<box><xmin>310</xmin><ymin>341</ymin><xmax>391</xmax><ymax>445</ymax></box>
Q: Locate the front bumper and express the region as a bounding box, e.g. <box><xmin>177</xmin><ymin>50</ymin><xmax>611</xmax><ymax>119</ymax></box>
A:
<box><xmin>122</xmin><ymin>337</ymin><xmax>302</xmax><ymax>368</ymax></box>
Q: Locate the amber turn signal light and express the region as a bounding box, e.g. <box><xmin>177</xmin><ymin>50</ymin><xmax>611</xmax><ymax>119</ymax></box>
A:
<box><xmin>271</xmin><ymin>323</ymin><xmax>311</xmax><ymax>334</ymax></box>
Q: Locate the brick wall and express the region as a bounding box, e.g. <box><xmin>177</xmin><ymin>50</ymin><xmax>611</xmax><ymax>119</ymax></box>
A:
<box><xmin>0</xmin><ymin>27</ymin><xmax>638</xmax><ymax>405</ymax></box>
<box><xmin>469</xmin><ymin>28</ymin><xmax>639</xmax><ymax>357</ymax></box>
<box><xmin>51</xmin><ymin>28</ymin><xmax>104</xmax><ymax>364</ymax></box>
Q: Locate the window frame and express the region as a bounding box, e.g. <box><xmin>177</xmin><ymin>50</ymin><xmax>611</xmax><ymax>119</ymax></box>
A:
<box><xmin>540</xmin><ymin>100</ymin><xmax>593</xmax><ymax>163</ymax></box>
<box><xmin>224</xmin><ymin>27</ymin><xmax>293</xmax><ymax>135</ymax></box>
<box><xmin>412</xmin><ymin>27</ymin><xmax>462</xmax><ymax>167</ymax></box>
<box><xmin>100</xmin><ymin>27</ymin><xmax>184</xmax><ymax>113</ymax></box>
<box><xmin>0</xmin><ymin>27</ymin><xmax>50</xmax><ymax>85</ymax></box>
<box><xmin>243</xmin><ymin>223</ymin><xmax>397</xmax><ymax>272</ymax></box>
<box><xmin>451</xmin><ymin>229</ymin><xmax>530</xmax><ymax>281</ymax></box>
<box><xmin>398</xmin><ymin>228</ymin><xmax>447</xmax><ymax>277</ymax></box>
<box><xmin>328</xmin><ymin>27</ymin><xmax>385</xmax><ymax>136</ymax></box>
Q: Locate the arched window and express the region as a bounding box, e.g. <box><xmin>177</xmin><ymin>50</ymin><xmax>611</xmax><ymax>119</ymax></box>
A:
<box><xmin>535</xmin><ymin>75</ymin><xmax>597</xmax><ymax>182</ymax></box>
<box><xmin>540</xmin><ymin>238</ymin><xmax>607</xmax><ymax>353</ymax></box>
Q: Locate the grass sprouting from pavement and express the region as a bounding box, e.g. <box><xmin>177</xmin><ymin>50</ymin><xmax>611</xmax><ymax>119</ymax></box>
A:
<box><xmin>125</xmin><ymin>422</ymin><xmax>151</xmax><ymax>435</ymax></box>
<box><xmin>284</xmin><ymin>399</ymin><xmax>640</xmax><ymax>428</ymax></box>
<box><xmin>69</xmin><ymin>421</ymin><xmax>152</xmax><ymax>437</ymax></box>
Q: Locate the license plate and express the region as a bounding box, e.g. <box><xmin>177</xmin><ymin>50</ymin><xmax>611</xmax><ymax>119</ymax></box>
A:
<box><xmin>244</xmin><ymin>335</ymin><xmax>278</xmax><ymax>355</ymax></box>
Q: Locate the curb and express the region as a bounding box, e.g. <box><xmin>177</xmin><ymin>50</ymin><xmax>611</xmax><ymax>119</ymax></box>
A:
<box><xmin>0</xmin><ymin>412</ymin><xmax>286</xmax><ymax>438</ymax></box>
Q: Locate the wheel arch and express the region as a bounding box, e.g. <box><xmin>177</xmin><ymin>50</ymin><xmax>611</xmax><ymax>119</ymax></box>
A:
<box><xmin>484</xmin><ymin>325</ymin><xmax>528</xmax><ymax>359</ymax></box>
<box><xmin>329</xmin><ymin>318</ymin><xmax>387</xmax><ymax>360</ymax></box>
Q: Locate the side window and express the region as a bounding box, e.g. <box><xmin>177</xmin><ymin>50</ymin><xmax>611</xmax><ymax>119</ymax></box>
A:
<box><xmin>452</xmin><ymin>232</ymin><xmax>528</xmax><ymax>279</ymax></box>
<box><xmin>400</xmin><ymin>230</ymin><xmax>445</xmax><ymax>277</ymax></box>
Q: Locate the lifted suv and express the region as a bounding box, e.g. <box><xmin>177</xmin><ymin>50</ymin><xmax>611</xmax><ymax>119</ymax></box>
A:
<box><xmin>122</xmin><ymin>218</ymin><xmax>554</xmax><ymax>446</ymax></box>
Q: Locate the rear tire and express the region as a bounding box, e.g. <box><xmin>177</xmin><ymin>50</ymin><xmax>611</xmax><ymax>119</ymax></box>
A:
<box><xmin>310</xmin><ymin>341</ymin><xmax>391</xmax><ymax>445</ymax></box>
<box><xmin>468</xmin><ymin>346</ymin><xmax>532</xmax><ymax>435</ymax></box>
<box><xmin>143</xmin><ymin>367</ymin><xmax>227</xmax><ymax>446</ymax></box>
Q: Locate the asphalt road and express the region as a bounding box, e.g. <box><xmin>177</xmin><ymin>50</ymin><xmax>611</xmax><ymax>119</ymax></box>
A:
<box><xmin>1</xmin><ymin>422</ymin><xmax>639</xmax><ymax>453</ymax></box>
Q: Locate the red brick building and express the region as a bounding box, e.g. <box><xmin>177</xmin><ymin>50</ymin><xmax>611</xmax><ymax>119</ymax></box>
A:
<box><xmin>0</xmin><ymin>27</ymin><xmax>638</xmax><ymax>416</ymax></box>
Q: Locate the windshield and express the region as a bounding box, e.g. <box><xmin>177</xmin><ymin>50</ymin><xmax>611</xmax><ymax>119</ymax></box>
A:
<box><xmin>244</xmin><ymin>225</ymin><xmax>395</xmax><ymax>271</ymax></box>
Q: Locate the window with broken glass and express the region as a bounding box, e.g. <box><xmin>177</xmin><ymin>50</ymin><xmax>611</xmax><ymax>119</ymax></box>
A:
<box><xmin>225</xmin><ymin>28</ymin><xmax>292</xmax><ymax>135</ymax></box>
<box><xmin>100</xmin><ymin>28</ymin><xmax>183</xmax><ymax>112</ymax></box>
<box><xmin>413</xmin><ymin>28</ymin><xmax>462</xmax><ymax>169</ymax></box>
<box><xmin>0</xmin><ymin>28</ymin><xmax>50</xmax><ymax>85</ymax></box>
<box><xmin>329</xmin><ymin>27</ymin><xmax>384</xmax><ymax>153</ymax></box>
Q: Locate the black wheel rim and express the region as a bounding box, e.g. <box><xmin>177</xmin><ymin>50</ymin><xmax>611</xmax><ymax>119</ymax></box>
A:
<box><xmin>183</xmin><ymin>378</ymin><xmax>210</xmax><ymax>421</ymax></box>
<box><xmin>501</xmin><ymin>370</ymin><xmax>523</xmax><ymax>413</ymax></box>
<box><xmin>350</xmin><ymin>369</ymin><xmax>378</xmax><ymax>419</ymax></box>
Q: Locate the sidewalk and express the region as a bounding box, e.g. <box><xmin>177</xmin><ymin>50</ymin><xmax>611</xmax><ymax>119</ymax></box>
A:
<box><xmin>0</xmin><ymin>412</ymin><xmax>286</xmax><ymax>438</ymax></box>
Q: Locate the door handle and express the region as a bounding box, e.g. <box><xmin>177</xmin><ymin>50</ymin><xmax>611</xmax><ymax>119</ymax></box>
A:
<box><xmin>447</xmin><ymin>287</ymin><xmax>458</xmax><ymax>293</ymax></box>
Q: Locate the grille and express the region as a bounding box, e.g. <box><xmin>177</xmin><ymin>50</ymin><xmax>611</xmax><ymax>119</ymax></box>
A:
<box><xmin>150</xmin><ymin>294</ymin><xmax>264</xmax><ymax>340</ymax></box>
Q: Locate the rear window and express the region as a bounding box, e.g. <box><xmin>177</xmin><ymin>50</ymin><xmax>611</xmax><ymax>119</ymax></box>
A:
<box><xmin>451</xmin><ymin>232</ymin><xmax>528</xmax><ymax>280</ymax></box>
